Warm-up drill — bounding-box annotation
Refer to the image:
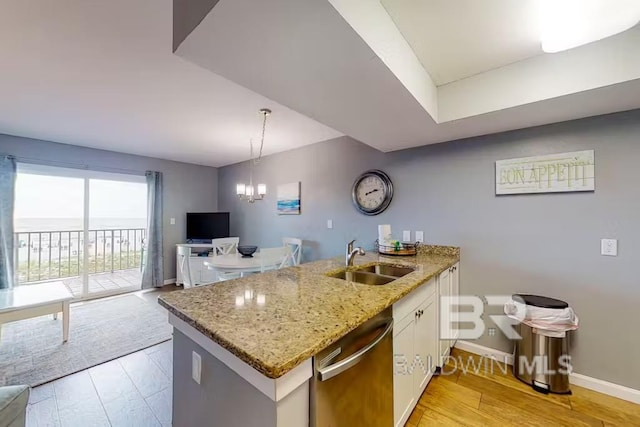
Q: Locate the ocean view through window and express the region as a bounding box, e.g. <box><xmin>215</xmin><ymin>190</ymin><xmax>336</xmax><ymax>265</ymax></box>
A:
<box><xmin>14</xmin><ymin>164</ymin><xmax>147</xmax><ymax>298</ymax></box>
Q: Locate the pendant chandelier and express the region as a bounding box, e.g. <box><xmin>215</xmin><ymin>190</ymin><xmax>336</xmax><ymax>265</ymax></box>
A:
<box><xmin>236</xmin><ymin>108</ymin><xmax>271</xmax><ymax>203</ymax></box>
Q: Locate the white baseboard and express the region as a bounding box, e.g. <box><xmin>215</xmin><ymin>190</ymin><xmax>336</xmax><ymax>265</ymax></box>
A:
<box><xmin>454</xmin><ymin>341</ymin><xmax>640</xmax><ymax>404</ymax></box>
<box><xmin>454</xmin><ymin>340</ymin><xmax>514</xmax><ymax>365</ymax></box>
<box><xmin>163</xmin><ymin>278</ymin><xmax>177</xmax><ymax>285</ymax></box>
<box><xmin>569</xmin><ymin>373</ymin><xmax>640</xmax><ymax>404</ymax></box>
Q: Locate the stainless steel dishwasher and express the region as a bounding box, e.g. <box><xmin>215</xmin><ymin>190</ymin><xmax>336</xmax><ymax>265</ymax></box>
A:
<box><xmin>310</xmin><ymin>308</ymin><xmax>394</xmax><ymax>427</ymax></box>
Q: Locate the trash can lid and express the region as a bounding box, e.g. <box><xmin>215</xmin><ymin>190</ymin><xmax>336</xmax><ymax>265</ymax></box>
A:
<box><xmin>512</xmin><ymin>294</ymin><xmax>568</xmax><ymax>309</ymax></box>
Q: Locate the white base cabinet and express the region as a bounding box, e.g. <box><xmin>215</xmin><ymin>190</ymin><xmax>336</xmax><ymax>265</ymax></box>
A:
<box><xmin>176</xmin><ymin>255</ymin><xmax>218</xmax><ymax>286</ymax></box>
<box><xmin>392</xmin><ymin>278</ymin><xmax>437</xmax><ymax>427</ymax></box>
<box><xmin>437</xmin><ymin>262</ymin><xmax>460</xmax><ymax>367</ymax></box>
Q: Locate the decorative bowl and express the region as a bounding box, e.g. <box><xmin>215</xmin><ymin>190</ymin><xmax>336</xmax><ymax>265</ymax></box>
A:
<box><xmin>237</xmin><ymin>245</ymin><xmax>258</xmax><ymax>258</ymax></box>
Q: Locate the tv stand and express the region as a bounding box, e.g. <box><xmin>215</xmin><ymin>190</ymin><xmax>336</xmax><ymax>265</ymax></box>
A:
<box><xmin>175</xmin><ymin>243</ymin><xmax>217</xmax><ymax>286</ymax></box>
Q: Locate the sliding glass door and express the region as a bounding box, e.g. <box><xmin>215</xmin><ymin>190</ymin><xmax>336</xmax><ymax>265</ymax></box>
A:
<box><xmin>14</xmin><ymin>164</ymin><xmax>147</xmax><ymax>299</ymax></box>
<box><xmin>14</xmin><ymin>171</ymin><xmax>86</xmax><ymax>290</ymax></box>
<box><xmin>87</xmin><ymin>178</ymin><xmax>147</xmax><ymax>296</ymax></box>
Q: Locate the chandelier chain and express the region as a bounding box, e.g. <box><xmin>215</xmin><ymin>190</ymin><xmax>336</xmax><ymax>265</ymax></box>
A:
<box><xmin>254</xmin><ymin>108</ymin><xmax>269</xmax><ymax>165</ymax></box>
<box><xmin>238</xmin><ymin>108</ymin><xmax>270</xmax><ymax>203</ymax></box>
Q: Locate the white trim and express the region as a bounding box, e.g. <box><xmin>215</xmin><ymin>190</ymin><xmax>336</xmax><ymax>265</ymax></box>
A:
<box><xmin>454</xmin><ymin>341</ymin><xmax>640</xmax><ymax>404</ymax></box>
<box><xmin>570</xmin><ymin>373</ymin><xmax>640</xmax><ymax>405</ymax></box>
<box><xmin>16</xmin><ymin>162</ymin><xmax>145</xmax><ymax>182</ymax></box>
<box><xmin>163</xmin><ymin>278</ymin><xmax>176</xmax><ymax>286</ymax></box>
<box><xmin>453</xmin><ymin>340</ymin><xmax>514</xmax><ymax>365</ymax></box>
<box><xmin>168</xmin><ymin>313</ymin><xmax>312</xmax><ymax>402</ymax></box>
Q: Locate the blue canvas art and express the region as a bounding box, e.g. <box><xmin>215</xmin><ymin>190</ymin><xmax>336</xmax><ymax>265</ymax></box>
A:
<box><xmin>277</xmin><ymin>182</ymin><xmax>301</xmax><ymax>215</ymax></box>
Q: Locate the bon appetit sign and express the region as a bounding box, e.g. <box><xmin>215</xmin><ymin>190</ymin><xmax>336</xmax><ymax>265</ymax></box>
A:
<box><xmin>496</xmin><ymin>150</ymin><xmax>595</xmax><ymax>195</ymax></box>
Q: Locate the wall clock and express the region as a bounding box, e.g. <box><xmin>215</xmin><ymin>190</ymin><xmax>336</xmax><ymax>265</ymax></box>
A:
<box><xmin>351</xmin><ymin>170</ymin><xmax>394</xmax><ymax>215</ymax></box>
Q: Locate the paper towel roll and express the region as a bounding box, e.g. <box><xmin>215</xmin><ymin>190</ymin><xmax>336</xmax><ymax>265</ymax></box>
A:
<box><xmin>378</xmin><ymin>224</ymin><xmax>392</xmax><ymax>245</ymax></box>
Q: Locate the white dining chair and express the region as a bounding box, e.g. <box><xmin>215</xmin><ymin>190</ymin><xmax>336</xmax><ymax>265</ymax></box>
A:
<box><xmin>211</xmin><ymin>237</ymin><xmax>241</xmax><ymax>281</ymax></box>
<box><xmin>211</xmin><ymin>237</ymin><xmax>239</xmax><ymax>255</ymax></box>
<box><xmin>259</xmin><ymin>247</ymin><xmax>292</xmax><ymax>273</ymax></box>
<box><xmin>282</xmin><ymin>237</ymin><xmax>303</xmax><ymax>266</ymax></box>
<box><xmin>177</xmin><ymin>245</ymin><xmax>196</xmax><ymax>289</ymax></box>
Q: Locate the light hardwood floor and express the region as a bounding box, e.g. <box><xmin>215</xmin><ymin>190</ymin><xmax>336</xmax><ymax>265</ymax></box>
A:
<box><xmin>406</xmin><ymin>349</ymin><xmax>640</xmax><ymax>427</ymax></box>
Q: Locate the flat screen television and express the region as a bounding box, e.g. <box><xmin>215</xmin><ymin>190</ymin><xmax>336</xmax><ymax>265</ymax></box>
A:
<box><xmin>186</xmin><ymin>212</ymin><xmax>230</xmax><ymax>241</ymax></box>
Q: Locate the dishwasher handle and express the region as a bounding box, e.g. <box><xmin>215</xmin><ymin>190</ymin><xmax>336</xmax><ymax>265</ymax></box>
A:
<box><xmin>317</xmin><ymin>318</ymin><xmax>393</xmax><ymax>382</ymax></box>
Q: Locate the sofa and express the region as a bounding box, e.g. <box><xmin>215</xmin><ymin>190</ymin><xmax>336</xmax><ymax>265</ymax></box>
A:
<box><xmin>0</xmin><ymin>385</ymin><xmax>29</xmax><ymax>427</ymax></box>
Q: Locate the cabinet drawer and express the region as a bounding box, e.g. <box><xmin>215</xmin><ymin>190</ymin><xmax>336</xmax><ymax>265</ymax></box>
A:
<box><xmin>393</xmin><ymin>278</ymin><xmax>436</xmax><ymax>322</ymax></box>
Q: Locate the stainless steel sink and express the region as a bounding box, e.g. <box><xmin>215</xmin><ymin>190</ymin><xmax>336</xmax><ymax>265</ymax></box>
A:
<box><xmin>355</xmin><ymin>264</ymin><xmax>415</xmax><ymax>278</ymax></box>
<box><xmin>327</xmin><ymin>263</ymin><xmax>416</xmax><ymax>286</ymax></box>
<box><xmin>328</xmin><ymin>270</ymin><xmax>396</xmax><ymax>286</ymax></box>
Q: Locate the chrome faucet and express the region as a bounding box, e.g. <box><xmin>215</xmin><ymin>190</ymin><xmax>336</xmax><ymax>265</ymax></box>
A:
<box><xmin>346</xmin><ymin>239</ymin><xmax>365</xmax><ymax>267</ymax></box>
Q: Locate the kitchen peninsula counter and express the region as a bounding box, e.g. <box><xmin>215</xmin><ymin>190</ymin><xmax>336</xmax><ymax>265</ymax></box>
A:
<box><xmin>158</xmin><ymin>245</ymin><xmax>460</xmax><ymax>379</ymax></box>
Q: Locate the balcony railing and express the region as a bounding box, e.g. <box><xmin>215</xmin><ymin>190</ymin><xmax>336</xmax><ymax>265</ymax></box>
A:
<box><xmin>14</xmin><ymin>228</ymin><xmax>146</xmax><ymax>284</ymax></box>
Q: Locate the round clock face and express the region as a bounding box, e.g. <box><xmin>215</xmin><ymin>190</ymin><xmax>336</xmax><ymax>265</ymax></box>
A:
<box><xmin>352</xmin><ymin>170</ymin><xmax>393</xmax><ymax>215</ymax></box>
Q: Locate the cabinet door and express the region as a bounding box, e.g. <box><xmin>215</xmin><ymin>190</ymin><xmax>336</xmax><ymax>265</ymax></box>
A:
<box><xmin>176</xmin><ymin>252</ymin><xmax>183</xmax><ymax>285</ymax></box>
<box><xmin>201</xmin><ymin>267</ymin><xmax>218</xmax><ymax>284</ymax></box>
<box><xmin>438</xmin><ymin>268</ymin><xmax>451</xmax><ymax>366</ymax></box>
<box><xmin>393</xmin><ymin>314</ymin><xmax>416</xmax><ymax>427</ymax></box>
<box><xmin>451</xmin><ymin>263</ymin><xmax>460</xmax><ymax>344</ymax></box>
<box><xmin>189</xmin><ymin>258</ymin><xmax>204</xmax><ymax>285</ymax></box>
<box><xmin>413</xmin><ymin>296</ymin><xmax>437</xmax><ymax>395</ymax></box>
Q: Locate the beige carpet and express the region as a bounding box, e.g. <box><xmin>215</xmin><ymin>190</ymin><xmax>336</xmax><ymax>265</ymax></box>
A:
<box><xmin>0</xmin><ymin>294</ymin><xmax>172</xmax><ymax>387</ymax></box>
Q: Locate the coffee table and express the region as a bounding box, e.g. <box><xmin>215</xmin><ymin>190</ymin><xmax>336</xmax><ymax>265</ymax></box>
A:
<box><xmin>0</xmin><ymin>281</ymin><xmax>73</xmax><ymax>343</ymax></box>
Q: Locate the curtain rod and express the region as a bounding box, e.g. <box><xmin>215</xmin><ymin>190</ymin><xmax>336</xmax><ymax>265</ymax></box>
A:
<box><xmin>1</xmin><ymin>153</ymin><xmax>147</xmax><ymax>176</ymax></box>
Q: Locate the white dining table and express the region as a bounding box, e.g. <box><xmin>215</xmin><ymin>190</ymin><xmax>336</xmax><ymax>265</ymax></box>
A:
<box><xmin>203</xmin><ymin>253</ymin><xmax>277</xmax><ymax>274</ymax></box>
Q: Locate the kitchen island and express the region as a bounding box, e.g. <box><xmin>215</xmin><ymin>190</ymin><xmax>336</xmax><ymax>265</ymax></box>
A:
<box><xmin>158</xmin><ymin>245</ymin><xmax>460</xmax><ymax>427</ymax></box>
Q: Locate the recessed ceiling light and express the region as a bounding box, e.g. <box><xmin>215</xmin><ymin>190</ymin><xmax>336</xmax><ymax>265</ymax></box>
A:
<box><xmin>539</xmin><ymin>0</ymin><xmax>640</xmax><ymax>53</ymax></box>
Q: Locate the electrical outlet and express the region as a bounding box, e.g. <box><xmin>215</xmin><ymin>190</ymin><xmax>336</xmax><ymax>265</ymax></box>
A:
<box><xmin>415</xmin><ymin>231</ymin><xmax>424</xmax><ymax>243</ymax></box>
<box><xmin>327</xmin><ymin>219</ymin><xmax>333</xmax><ymax>229</ymax></box>
<box><xmin>170</xmin><ymin>218</ymin><xmax>176</xmax><ymax>225</ymax></box>
<box><xmin>402</xmin><ymin>230</ymin><xmax>411</xmax><ymax>242</ymax></box>
<box><xmin>192</xmin><ymin>351</ymin><xmax>202</xmax><ymax>384</ymax></box>
<box><xmin>601</xmin><ymin>239</ymin><xmax>618</xmax><ymax>256</ymax></box>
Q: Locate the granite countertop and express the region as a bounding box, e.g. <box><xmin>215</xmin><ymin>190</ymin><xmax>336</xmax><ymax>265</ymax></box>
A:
<box><xmin>158</xmin><ymin>245</ymin><xmax>460</xmax><ymax>379</ymax></box>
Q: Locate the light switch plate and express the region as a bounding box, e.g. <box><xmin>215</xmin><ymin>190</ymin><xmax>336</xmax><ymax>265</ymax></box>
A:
<box><xmin>327</xmin><ymin>219</ymin><xmax>333</xmax><ymax>229</ymax></box>
<box><xmin>402</xmin><ymin>230</ymin><xmax>411</xmax><ymax>242</ymax></box>
<box><xmin>170</xmin><ymin>218</ymin><xmax>176</xmax><ymax>225</ymax></box>
<box><xmin>601</xmin><ymin>239</ymin><xmax>618</xmax><ymax>256</ymax></box>
<box><xmin>192</xmin><ymin>351</ymin><xmax>202</xmax><ymax>384</ymax></box>
<box><xmin>415</xmin><ymin>231</ymin><xmax>424</xmax><ymax>243</ymax></box>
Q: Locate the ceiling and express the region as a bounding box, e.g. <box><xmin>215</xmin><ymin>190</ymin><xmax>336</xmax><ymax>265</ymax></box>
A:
<box><xmin>1</xmin><ymin>0</ymin><xmax>639</xmax><ymax>168</ymax></box>
<box><xmin>380</xmin><ymin>0</ymin><xmax>543</xmax><ymax>85</ymax></box>
<box><xmin>0</xmin><ymin>0</ymin><xmax>341</xmax><ymax>167</ymax></box>
<box><xmin>176</xmin><ymin>0</ymin><xmax>640</xmax><ymax>154</ymax></box>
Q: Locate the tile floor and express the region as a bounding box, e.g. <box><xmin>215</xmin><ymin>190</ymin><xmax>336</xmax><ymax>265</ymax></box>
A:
<box><xmin>25</xmin><ymin>286</ymin><xmax>179</xmax><ymax>427</ymax></box>
<box><xmin>26</xmin><ymin>339</ymin><xmax>173</xmax><ymax>427</ymax></box>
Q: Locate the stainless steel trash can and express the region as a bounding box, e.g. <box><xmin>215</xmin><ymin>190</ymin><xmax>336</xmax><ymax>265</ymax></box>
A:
<box><xmin>512</xmin><ymin>294</ymin><xmax>572</xmax><ymax>394</ymax></box>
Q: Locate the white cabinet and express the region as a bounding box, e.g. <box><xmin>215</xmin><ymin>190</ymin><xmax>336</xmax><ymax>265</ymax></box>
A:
<box><xmin>393</xmin><ymin>278</ymin><xmax>437</xmax><ymax>427</ymax></box>
<box><xmin>451</xmin><ymin>262</ymin><xmax>460</xmax><ymax>343</ymax></box>
<box><xmin>176</xmin><ymin>256</ymin><xmax>219</xmax><ymax>286</ymax></box>
<box><xmin>393</xmin><ymin>313</ymin><xmax>416</xmax><ymax>426</ymax></box>
<box><xmin>175</xmin><ymin>244</ymin><xmax>219</xmax><ymax>286</ymax></box>
<box><xmin>414</xmin><ymin>296</ymin><xmax>437</xmax><ymax>394</ymax></box>
<box><xmin>437</xmin><ymin>262</ymin><xmax>460</xmax><ymax>367</ymax></box>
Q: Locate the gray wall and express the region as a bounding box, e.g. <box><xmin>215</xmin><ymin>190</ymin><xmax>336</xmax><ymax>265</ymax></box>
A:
<box><xmin>219</xmin><ymin>136</ymin><xmax>389</xmax><ymax>260</ymax></box>
<box><xmin>219</xmin><ymin>109</ymin><xmax>640</xmax><ymax>390</ymax></box>
<box><xmin>172</xmin><ymin>330</ymin><xmax>277</xmax><ymax>427</ymax></box>
<box><xmin>0</xmin><ymin>133</ymin><xmax>218</xmax><ymax>281</ymax></box>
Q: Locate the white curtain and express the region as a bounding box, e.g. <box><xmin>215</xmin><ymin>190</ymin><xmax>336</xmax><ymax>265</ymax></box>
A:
<box><xmin>0</xmin><ymin>156</ymin><xmax>16</xmax><ymax>289</ymax></box>
<box><xmin>142</xmin><ymin>171</ymin><xmax>164</xmax><ymax>288</ymax></box>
